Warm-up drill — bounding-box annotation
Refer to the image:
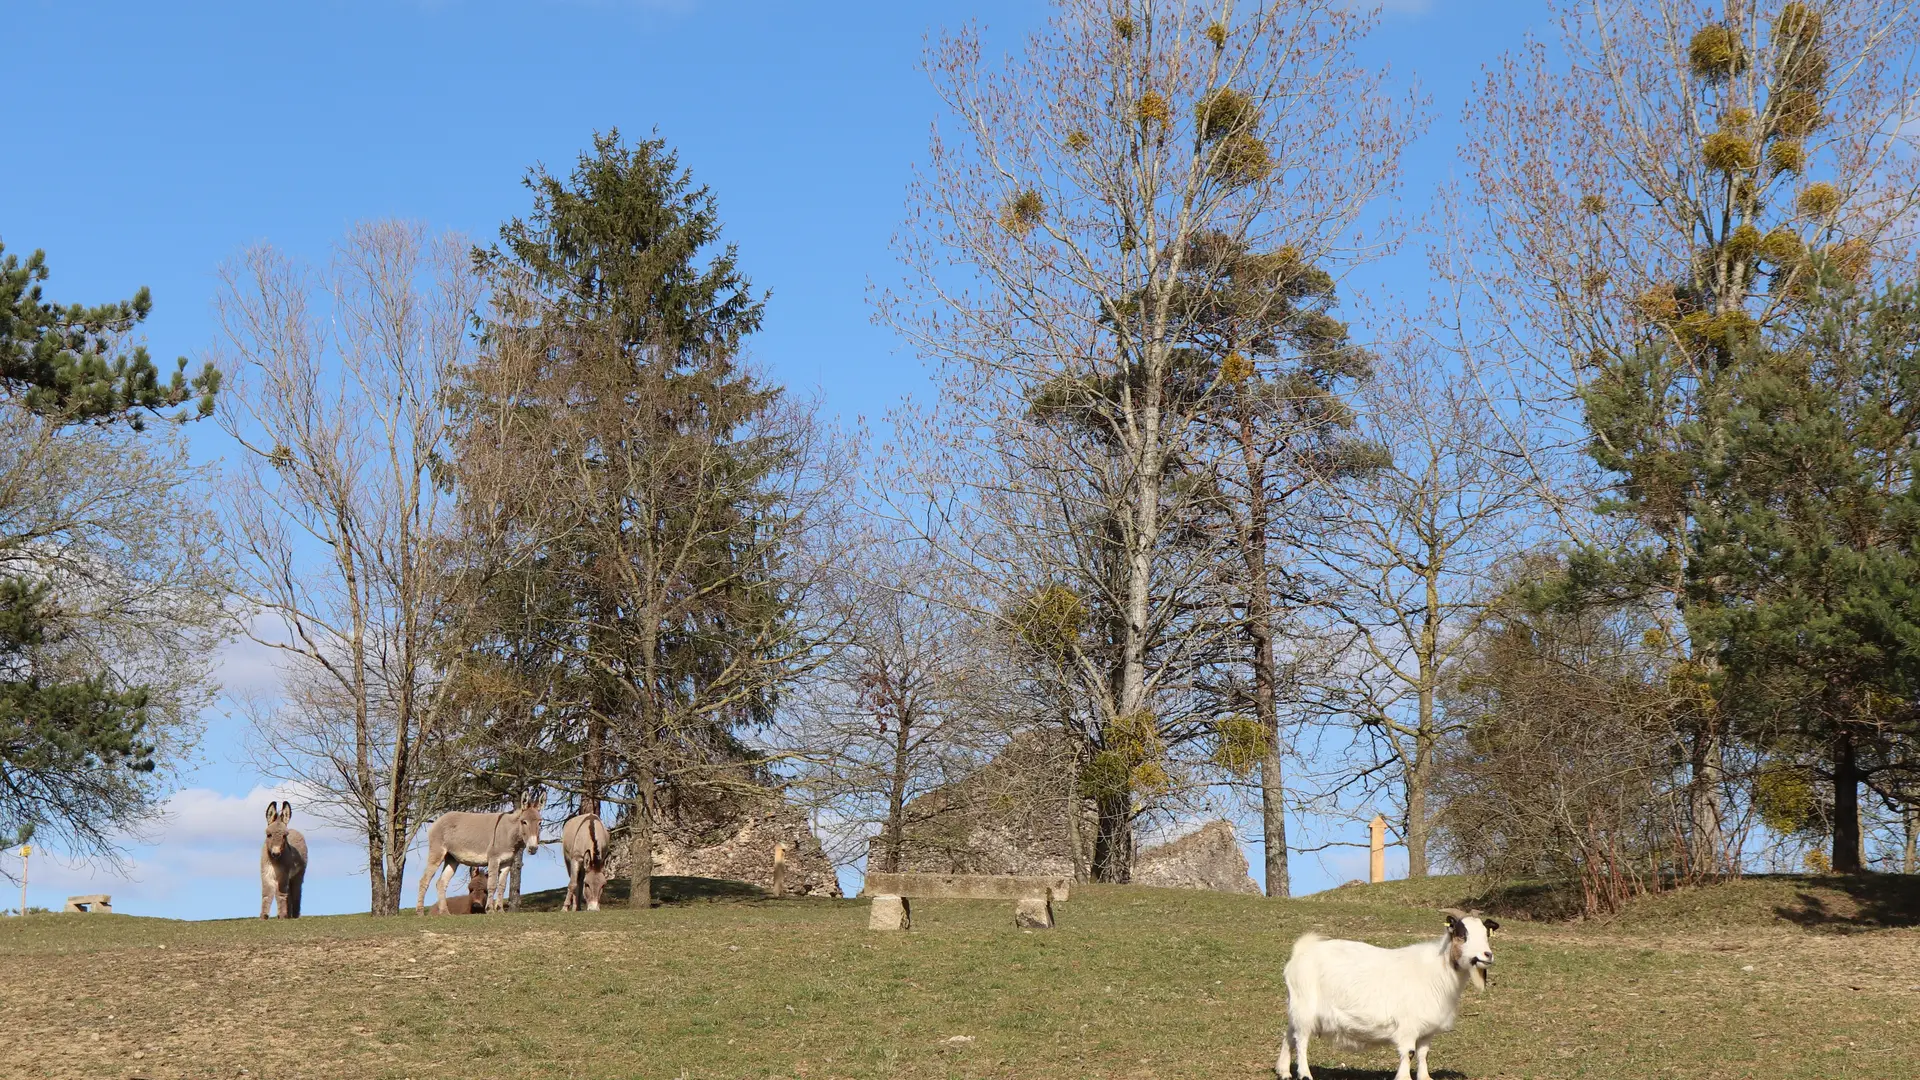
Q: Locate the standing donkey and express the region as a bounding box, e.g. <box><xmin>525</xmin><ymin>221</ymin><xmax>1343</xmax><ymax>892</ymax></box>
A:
<box><xmin>415</xmin><ymin>791</ymin><xmax>544</xmax><ymax>915</ymax></box>
<box><xmin>259</xmin><ymin>800</ymin><xmax>308</xmax><ymax>919</ymax></box>
<box><xmin>561</xmin><ymin>812</ymin><xmax>612</xmax><ymax>911</ymax></box>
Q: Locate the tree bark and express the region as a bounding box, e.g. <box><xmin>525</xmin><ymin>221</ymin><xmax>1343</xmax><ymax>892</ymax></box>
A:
<box><xmin>1406</xmin><ymin>724</ymin><xmax>1431</xmax><ymax>879</ymax></box>
<box><xmin>881</xmin><ymin>694</ymin><xmax>912</xmax><ymax>875</ymax></box>
<box><xmin>1091</xmin><ymin>791</ymin><xmax>1133</xmax><ymax>883</ymax></box>
<box><xmin>365</xmin><ymin>821</ymin><xmax>388</xmax><ymax>915</ymax></box>
<box><xmin>1235</xmin><ymin>419</ymin><xmax>1288</xmax><ymax>897</ymax></box>
<box><xmin>1687</xmin><ymin>723</ymin><xmax>1729</xmax><ymax>876</ymax></box>
<box><xmin>1904</xmin><ymin>805</ymin><xmax>1917</xmax><ymax>875</ymax></box>
<box><xmin>508</xmin><ymin>849</ymin><xmax>523</xmax><ymax>912</ymax></box>
<box><xmin>580</xmin><ymin>712</ymin><xmax>608</xmax><ymax>818</ymax></box>
<box><xmin>1832</xmin><ymin>728</ymin><xmax>1863</xmax><ymax>874</ymax></box>
<box><xmin>627</xmin><ymin>767</ymin><xmax>655</xmax><ymax>908</ymax></box>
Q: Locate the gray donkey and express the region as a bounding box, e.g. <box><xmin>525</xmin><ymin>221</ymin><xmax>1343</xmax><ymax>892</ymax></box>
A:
<box><xmin>259</xmin><ymin>800</ymin><xmax>308</xmax><ymax>919</ymax></box>
<box><xmin>415</xmin><ymin>791</ymin><xmax>544</xmax><ymax>915</ymax></box>
<box><xmin>561</xmin><ymin>812</ymin><xmax>612</xmax><ymax>911</ymax></box>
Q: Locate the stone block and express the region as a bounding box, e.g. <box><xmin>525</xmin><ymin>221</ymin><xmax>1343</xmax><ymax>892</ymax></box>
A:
<box><xmin>869</xmin><ymin>894</ymin><xmax>911</xmax><ymax>931</ymax></box>
<box><xmin>1013</xmin><ymin>897</ymin><xmax>1053</xmax><ymax>929</ymax></box>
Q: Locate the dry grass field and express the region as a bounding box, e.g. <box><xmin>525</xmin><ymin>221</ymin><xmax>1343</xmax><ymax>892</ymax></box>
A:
<box><xmin>3</xmin><ymin>874</ymin><xmax>1916</xmax><ymax>1080</ymax></box>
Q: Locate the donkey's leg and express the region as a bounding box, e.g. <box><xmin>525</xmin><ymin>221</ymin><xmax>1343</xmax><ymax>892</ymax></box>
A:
<box><xmin>416</xmin><ymin>839</ymin><xmax>446</xmax><ymax>914</ymax></box>
<box><xmin>492</xmin><ymin>855</ymin><xmax>512</xmax><ymax>914</ymax></box>
<box><xmin>288</xmin><ymin>872</ymin><xmax>303</xmax><ymax>919</ymax></box>
<box><xmin>564</xmin><ymin>855</ymin><xmax>579</xmax><ymax>912</ymax></box>
<box><xmin>434</xmin><ymin>861</ymin><xmax>458</xmax><ymax>915</ymax></box>
<box><xmin>261</xmin><ymin>867</ymin><xmax>274</xmax><ymax>920</ymax></box>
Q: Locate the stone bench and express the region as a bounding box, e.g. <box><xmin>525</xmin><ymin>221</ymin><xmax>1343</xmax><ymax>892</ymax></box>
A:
<box><xmin>63</xmin><ymin>894</ymin><xmax>112</xmax><ymax>913</ymax></box>
<box><xmin>860</xmin><ymin>872</ymin><xmax>1070</xmax><ymax>931</ymax></box>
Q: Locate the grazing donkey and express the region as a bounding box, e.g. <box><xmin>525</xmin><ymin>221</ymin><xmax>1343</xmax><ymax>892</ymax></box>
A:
<box><xmin>561</xmin><ymin>812</ymin><xmax>612</xmax><ymax>911</ymax></box>
<box><xmin>259</xmin><ymin>800</ymin><xmax>308</xmax><ymax>920</ymax></box>
<box><xmin>415</xmin><ymin>792</ymin><xmax>545</xmax><ymax>915</ymax></box>
<box><xmin>437</xmin><ymin>868</ymin><xmax>489</xmax><ymax>915</ymax></box>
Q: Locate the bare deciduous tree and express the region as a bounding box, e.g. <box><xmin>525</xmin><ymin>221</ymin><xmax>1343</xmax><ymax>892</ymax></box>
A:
<box><xmin>781</xmin><ymin>527</ymin><xmax>1002</xmax><ymax>872</ymax></box>
<box><xmin>216</xmin><ymin>221</ymin><xmax>485</xmax><ymax>914</ymax></box>
<box><xmin>0</xmin><ymin>409</ymin><xmax>223</xmax><ymax>859</ymax></box>
<box><xmin>1312</xmin><ymin>343</ymin><xmax>1543</xmax><ymax>877</ymax></box>
<box><xmin>884</xmin><ymin>0</ymin><xmax>1413</xmax><ymax>882</ymax></box>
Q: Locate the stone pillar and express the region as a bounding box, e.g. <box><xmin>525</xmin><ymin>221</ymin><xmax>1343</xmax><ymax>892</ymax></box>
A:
<box><xmin>869</xmin><ymin>894</ymin><xmax>911</xmax><ymax>931</ymax></box>
<box><xmin>771</xmin><ymin>842</ymin><xmax>788</xmax><ymax>897</ymax></box>
<box><xmin>1369</xmin><ymin>814</ymin><xmax>1386</xmax><ymax>884</ymax></box>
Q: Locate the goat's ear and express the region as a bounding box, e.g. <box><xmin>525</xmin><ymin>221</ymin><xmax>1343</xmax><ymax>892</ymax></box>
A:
<box><xmin>1445</xmin><ymin>915</ymin><xmax>1465</xmax><ymax>937</ymax></box>
<box><xmin>1484</xmin><ymin>918</ymin><xmax>1500</xmax><ymax>932</ymax></box>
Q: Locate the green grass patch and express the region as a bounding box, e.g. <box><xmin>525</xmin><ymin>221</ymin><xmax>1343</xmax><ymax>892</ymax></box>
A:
<box><xmin>3</xmin><ymin>878</ymin><xmax>1916</xmax><ymax>1079</ymax></box>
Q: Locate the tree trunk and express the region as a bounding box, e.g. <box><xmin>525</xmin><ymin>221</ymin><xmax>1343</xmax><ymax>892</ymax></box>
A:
<box><xmin>1687</xmin><ymin>722</ymin><xmax>1728</xmax><ymax>876</ymax></box>
<box><xmin>1832</xmin><ymin>728</ymin><xmax>1863</xmax><ymax>874</ymax></box>
<box><xmin>1259</xmin><ymin>740</ymin><xmax>1289</xmax><ymax>897</ymax></box>
<box><xmin>365</xmin><ymin>826</ymin><xmax>388</xmax><ymax>916</ymax></box>
<box><xmin>1406</xmin><ymin>728</ymin><xmax>1431</xmax><ymax>879</ymax></box>
<box><xmin>627</xmin><ymin>770</ymin><xmax>655</xmax><ymax>908</ymax></box>
<box><xmin>1235</xmin><ymin>422</ymin><xmax>1288</xmax><ymax>897</ymax></box>
<box><xmin>1091</xmin><ymin>791</ymin><xmax>1133</xmax><ymax>883</ymax></box>
<box><xmin>881</xmin><ymin>699</ymin><xmax>912</xmax><ymax>874</ymax></box>
<box><xmin>1903</xmin><ymin>805</ymin><xmax>1916</xmax><ymax>875</ymax></box>
<box><xmin>580</xmin><ymin>712</ymin><xmax>608</xmax><ymax>818</ymax></box>
<box><xmin>508</xmin><ymin>849</ymin><xmax>523</xmax><ymax>912</ymax></box>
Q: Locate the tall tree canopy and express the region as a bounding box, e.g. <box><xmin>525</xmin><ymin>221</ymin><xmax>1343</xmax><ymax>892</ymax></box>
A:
<box><xmin>1688</xmin><ymin>276</ymin><xmax>1920</xmax><ymax>871</ymax></box>
<box><xmin>1</xmin><ymin>239</ymin><xmax>222</xmax><ymax>853</ymax></box>
<box><xmin>453</xmin><ymin>130</ymin><xmax>833</xmax><ymax>906</ymax></box>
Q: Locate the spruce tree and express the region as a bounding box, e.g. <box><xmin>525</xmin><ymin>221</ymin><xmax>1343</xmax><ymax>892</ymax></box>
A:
<box><xmin>456</xmin><ymin>131</ymin><xmax>807</xmax><ymax>905</ymax></box>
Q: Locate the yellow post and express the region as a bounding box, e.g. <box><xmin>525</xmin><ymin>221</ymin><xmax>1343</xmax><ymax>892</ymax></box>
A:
<box><xmin>1368</xmin><ymin>816</ymin><xmax>1386</xmax><ymax>884</ymax></box>
<box><xmin>771</xmin><ymin>842</ymin><xmax>788</xmax><ymax>897</ymax></box>
<box><xmin>18</xmin><ymin>844</ymin><xmax>29</xmax><ymax>916</ymax></box>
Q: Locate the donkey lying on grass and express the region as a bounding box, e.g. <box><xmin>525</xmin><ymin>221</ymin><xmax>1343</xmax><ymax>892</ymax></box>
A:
<box><xmin>561</xmin><ymin>812</ymin><xmax>611</xmax><ymax>911</ymax></box>
<box><xmin>259</xmin><ymin>800</ymin><xmax>308</xmax><ymax>919</ymax></box>
<box><xmin>436</xmin><ymin>868</ymin><xmax>489</xmax><ymax>915</ymax></box>
<box><xmin>415</xmin><ymin>792</ymin><xmax>545</xmax><ymax>915</ymax></box>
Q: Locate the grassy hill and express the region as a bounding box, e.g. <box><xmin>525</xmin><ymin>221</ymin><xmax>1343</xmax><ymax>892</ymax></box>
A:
<box><xmin>3</xmin><ymin>875</ymin><xmax>1916</xmax><ymax>1079</ymax></box>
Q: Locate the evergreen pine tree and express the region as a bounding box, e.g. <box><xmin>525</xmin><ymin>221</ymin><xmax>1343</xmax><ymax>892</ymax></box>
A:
<box><xmin>1</xmin><ymin>238</ymin><xmax>218</xmax><ymax>849</ymax></box>
<box><xmin>1687</xmin><ymin>278</ymin><xmax>1920</xmax><ymax>871</ymax></box>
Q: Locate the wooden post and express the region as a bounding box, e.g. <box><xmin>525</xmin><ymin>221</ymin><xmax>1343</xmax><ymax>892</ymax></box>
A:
<box><xmin>1368</xmin><ymin>815</ymin><xmax>1386</xmax><ymax>884</ymax></box>
<box><xmin>18</xmin><ymin>845</ymin><xmax>28</xmax><ymax>916</ymax></box>
<box><xmin>771</xmin><ymin>842</ymin><xmax>788</xmax><ymax>897</ymax></box>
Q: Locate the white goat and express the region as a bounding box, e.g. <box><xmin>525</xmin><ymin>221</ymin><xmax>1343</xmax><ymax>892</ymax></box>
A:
<box><xmin>1277</xmin><ymin>909</ymin><xmax>1499</xmax><ymax>1080</ymax></box>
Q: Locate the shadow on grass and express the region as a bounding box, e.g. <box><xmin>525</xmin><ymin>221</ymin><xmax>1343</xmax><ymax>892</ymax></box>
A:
<box><xmin>1772</xmin><ymin>874</ymin><xmax>1920</xmax><ymax>931</ymax></box>
<box><xmin>518</xmin><ymin>875</ymin><xmax>769</xmax><ymax>912</ymax></box>
<box><xmin>1297</xmin><ymin>1060</ymin><xmax>1459</xmax><ymax>1068</ymax></box>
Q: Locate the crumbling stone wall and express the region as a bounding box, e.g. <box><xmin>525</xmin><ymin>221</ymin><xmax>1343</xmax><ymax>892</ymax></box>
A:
<box><xmin>1132</xmin><ymin>820</ymin><xmax>1261</xmax><ymax>894</ymax></box>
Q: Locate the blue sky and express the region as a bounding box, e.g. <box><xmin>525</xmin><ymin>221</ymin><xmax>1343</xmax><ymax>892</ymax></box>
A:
<box><xmin>3</xmin><ymin>0</ymin><xmax>1546</xmax><ymax>917</ymax></box>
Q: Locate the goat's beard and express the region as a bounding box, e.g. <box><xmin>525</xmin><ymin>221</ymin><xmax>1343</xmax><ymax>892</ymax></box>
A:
<box><xmin>1468</xmin><ymin>963</ymin><xmax>1489</xmax><ymax>991</ymax></box>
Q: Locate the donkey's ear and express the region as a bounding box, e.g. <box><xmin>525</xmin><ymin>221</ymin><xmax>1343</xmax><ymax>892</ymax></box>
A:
<box><xmin>281</xmin><ymin>802</ymin><xmax>294</xmax><ymax>823</ymax></box>
<box><xmin>266</xmin><ymin>802</ymin><xmax>278</xmax><ymax>821</ymax></box>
